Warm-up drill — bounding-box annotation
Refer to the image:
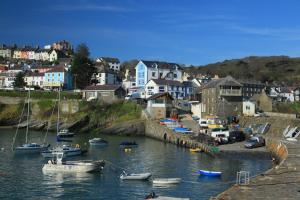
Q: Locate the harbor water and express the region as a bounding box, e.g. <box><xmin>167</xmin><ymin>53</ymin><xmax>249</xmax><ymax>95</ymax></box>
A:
<box><xmin>0</xmin><ymin>128</ymin><xmax>272</xmax><ymax>199</ymax></box>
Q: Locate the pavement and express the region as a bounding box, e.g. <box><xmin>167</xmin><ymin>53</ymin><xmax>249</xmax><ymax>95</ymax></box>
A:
<box><xmin>214</xmin><ymin>139</ymin><xmax>300</xmax><ymax>200</ymax></box>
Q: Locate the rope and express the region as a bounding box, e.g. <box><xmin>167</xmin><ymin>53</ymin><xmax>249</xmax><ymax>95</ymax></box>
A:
<box><xmin>43</xmin><ymin>93</ymin><xmax>58</xmax><ymax>144</ymax></box>
<box><xmin>11</xmin><ymin>92</ymin><xmax>28</xmax><ymax>150</ymax></box>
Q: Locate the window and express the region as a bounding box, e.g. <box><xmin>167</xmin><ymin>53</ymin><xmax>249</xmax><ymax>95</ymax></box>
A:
<box><xmin>152</xmin><ymin>72</ymin><xmax>156</xmax><ymax>77</ymax></box>
<box><xmin>160</xmin><ymin>73</ymin><xmax>163</xmax><ymax>78</ymax></box>
<box><xmin>154</xmin><ymin>99</ymin><xmax>164</xmax><ymax>104</ymax></box>
<box><xmin>147</xmin><ymin>86</ymin><xmax>154</xmax><ymax>89</ymax></box>
<box><xmin>176</xmin><ymin>86</ymin><xmax>179</xmax><ymax>91</ymax></box>
<box><xmin>159</xmin><ymin>86</ymin><xmax>164</xmax><ymax>92</ymax></box>
<box><xmin>174</xmin><ymin>73</ymin><xmax>177</xmax><ymax>78</ymax></box>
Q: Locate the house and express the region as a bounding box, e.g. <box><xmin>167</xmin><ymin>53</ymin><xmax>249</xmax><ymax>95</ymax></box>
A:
<box><xmin>201</xmin><ymin>76</ymin><xmax>243</xmax><ymax>118</ymax></box>
<box><xmin>91</xmin><ymin>64</ymin><xmax>119</xmax><ymax>85</ymax></box>
<box><xmin>135</xmin><ymin>60</ymin><xmax>183</xmax><ymax>88</ymax></box>
<box><xmin>145</xmin><ymin>79</ymin><xmax>187</xmax><ymax>99</ymax></box>
<box><xmin>122</xmin><ymin>77</ymin><xmax>136</xmax><ymax>93</ymax></box>
<box><xmin>25</xmin><ymin>72</ymin><xmax>44</xmax><ymax>88</ymax></box>
<box><xmin>250</xmin><ymin>90</ymin><xmax>272</xmax><ymax>112</ymax></box>
<box><xmin>49</xmin><ymin>49</ymin><xmax>66</xmax><ymax>62</ymax></box>
<box><xmin>13</xmin><ymin>48</ymin><xmax>22</xmax><ymax>59</ymax></box>
<box><xmin>279</xmin><ymin>87</ymin><xmax>294</xmax><ymax>102</ymax></box>
<box><xmin>82</xmin><ymin>85</ymin><xmax>126</xmax><ymax>102</ymax></box>
<box><xmin>243</xmin><ymin>101</ymin><xmax>256</xmax><ymax>116</ymax></box>
<box><xmin>0</xmin><ymin>45</ymin><xmax>13</xmax><ymax>58</ymax></box>
<box><xmin>293</xmin><ymin>87</ymin><xmax>300</xmax><ymax>101</ymax></box>
<box><xmin>240</xmin><ymin>80</ymin><xmax>265</xmax><ymax>100</ymax></box>
<box><xmin>43</xmin><ymin>66</ymin><xmax>73</xmax><ymax>90</ymax></box>
<box><xmin>96</xmin><ymin>57</ymin><xmax>121</xmax><ymax>71</ymax></box>
<box><xmin>146</xmin><ymin>92</ymin><xmax>174</xmax><ymax>120</ymax></box>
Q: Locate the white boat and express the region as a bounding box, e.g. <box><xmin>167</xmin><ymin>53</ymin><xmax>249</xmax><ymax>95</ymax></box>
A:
<box><xmin>57</xmin><ymin>129</ymin><xmax>75</xmax><ymax>138</ymax></box>
<box><xmin>89</xmin><ymin>138</ymin><xmax>108</xmax><ymax>146</ymax></box>
<box><xmin>41</xmin><ymin>144</ymin><xmax>82</xmax><ymax>158</ymax></box>
<box><xmin>152</xmin><ymin>178</ymin><xmax>181</xmax><ymax>184</ymax></box>
<box><xmin>120</xmin><ymin>171</ymin><xmax>152</xmax><ymax>180</ymax></box>
<box><xmin>42</xmin><ymin>152</ymin><xmax>105</xmax><ymax>173</ymax></box>
<box><xmin>12</xmin><ymin>89</ymin><xmax>49</xmax><ymax>154</ymax></box>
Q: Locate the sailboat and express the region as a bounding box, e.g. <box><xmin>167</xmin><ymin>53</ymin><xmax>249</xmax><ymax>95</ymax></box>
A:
<box><xmin>12</xmin><ymin>89</ymin><xmax>49</xmax><ymax>154</ymax></box>
<box><xmin>41</xmin><ymin>88</ymin><xmax>82</xmax><ymax>158</ymax></box>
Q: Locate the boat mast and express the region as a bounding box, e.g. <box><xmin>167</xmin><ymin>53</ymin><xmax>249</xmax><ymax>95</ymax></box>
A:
<box><xmin>25</xmin><ymin>88</ymin><xmax>30</xmax><ymax>144</ymax></box>
<box><xmin>57</xmin><ymin>87</ymin><xmax>60</xmax><ymax>135</ymax></box>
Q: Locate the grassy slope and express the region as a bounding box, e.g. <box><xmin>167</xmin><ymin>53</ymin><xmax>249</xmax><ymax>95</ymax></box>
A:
<box><xmin>0</xmin><ymin>90</ymin><xmax>81</xmax><ymax>99</ymax></box>
<box><xmin>184</xmin><ymin>56</ymin><xmax>300</xmax><ymax>85</ymax></box>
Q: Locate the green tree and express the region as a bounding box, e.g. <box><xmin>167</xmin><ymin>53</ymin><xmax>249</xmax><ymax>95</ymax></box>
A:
<box><xmin>71</xmin><ymin>43</ymin><xmax>95</xmax><ymax>89</ymax></box>
<box><xmin>13</xmin><ymin>72</ymin><xmax>26</xmax><ymax>88</ymax></box>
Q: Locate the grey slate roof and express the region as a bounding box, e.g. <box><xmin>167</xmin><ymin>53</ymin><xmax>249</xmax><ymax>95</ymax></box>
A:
<box><xmin>202</xmin><ymin>76</ymin><xmax>242</xmax><ymax>89</ymax></box>
<box><xmin>150</xmin><ymin>79</ymin><xmax>183</xmax><ymax>86</ymax></box>
<box><xmin>141</xmin><ymin>60</ymin><xmax>183</xmax><ymax>70</ymax></box>
<box><xmin>83</xmin><ymin>85</ymin><xmax>122</xmax><ymax>91</ymax></box>
<box><xmin>147</xmin><ymin>92</ymin><xmax>174</xmax><ymax>100</ymax></box>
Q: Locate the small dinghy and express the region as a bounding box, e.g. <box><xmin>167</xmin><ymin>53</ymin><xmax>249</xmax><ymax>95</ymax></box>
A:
<box><xmin>152</xmin><ymin>178</ymin><xmax>181</xmax><ymax>184</ymax></box>
<box><xmin>89</xmin><ymin>138</ymin><xmax>108</xmax><ymax>146</ymax></box>
<box><xmin>189</xmin><ymin>148</ymin><xmax>202</xmax><ymax>153</ymax></box>
<box><xmin>57</xmin><ymin>129</ymin><xmax>75</xmax><ymax>138</ymax></box>
<box><xmin>198</xmin><ymin>170</ymin><xmax>222</xmax><ymax>177</ymax></box>
<box><xmin>42</xmin><ymin>152</ymin><xmax>105</xmax><ymax>173</ymax></box>
<box><xmin>120</xmin><ymin>171</ymin><xmax>152</xmax><ymax>180</ymax></box>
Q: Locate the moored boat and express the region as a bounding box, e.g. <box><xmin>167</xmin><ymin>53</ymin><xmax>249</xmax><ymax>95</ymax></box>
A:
<box><xmin>89</xmin><ymin>138</ymin><xmax>108</xmax><ymax>145</ymax></box>
<box><xmin>197</xmin><ymin>170</ymin><xmax>222</xmax><ymax>176</ymax></box>
<box><xmin>42</xmin><ymin>152</ymin><xmax>105</xmax><ymax>173</ymax></box>
<box><xmin>120</xmin><ymin>171</ymin><xmax>152</xmax><ymax>180</ymax></box>
<box><xmin>145</xmin><ymin>192</ymin><xmax>189</xmax><ymax>200</ymax></box>
<box><xmin>152</xmin><ymin>178</ymin><xmax>181</xmax><ymax>184</ymax></box>
<box><xmin>41</xmin><ymin>144</ymin><xmax>82</xmax><ymax>158</ymax></box>
<box><xmin>57</xmin><ymin>129</ymin><xmax>75</xmax><ymax>138</ymax></box>
<box><xmin>15</xmin><ymin>143</ymin><xmax>49</xmax><ymax>154</ymax></box>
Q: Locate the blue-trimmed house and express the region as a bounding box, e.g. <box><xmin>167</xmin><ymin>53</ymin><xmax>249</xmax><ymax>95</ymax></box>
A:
<box><xmin>43</xmin><ymin>66</ymin><xmax>73</xmax><ymax>90</ymax></box>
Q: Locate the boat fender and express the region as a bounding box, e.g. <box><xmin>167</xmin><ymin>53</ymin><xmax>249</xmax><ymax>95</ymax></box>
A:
<box><xmin>75</xmin><ymin>144</ymin><xmax>80</xmax><ymax>148</ymax></box>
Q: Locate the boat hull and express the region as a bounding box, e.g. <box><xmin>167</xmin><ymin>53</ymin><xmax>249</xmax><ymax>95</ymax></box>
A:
<box><xmin>41</xmin><ymin>149</ymin><xmax>82</xmax><ymax>158</ymax></box>
<box><xmin>14</xmin><ymin>146</ymin><xmax>48</xmax><ymax>154</ymax></box>
<box><xmin>42</xmin><ymin>161</ymin><xmax>105</xmax><ymax>173</ymax></box>
<box><xmin>120</xmin><ymin>173</ymin><xmax>152</xmax><ymax>180</ymax></box>
<box><xmin>198</xmin><ymin>170</ymin><xmax>222</xmax><ymax>176</ymax></box>
<box><xmin>152</xmin><ymin>178</ymin><xmax>181</xmax><ymax>184</ymax></box>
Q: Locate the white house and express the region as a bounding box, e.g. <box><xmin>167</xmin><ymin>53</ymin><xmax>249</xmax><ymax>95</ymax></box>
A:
<box><xmin>41</xmin><ymin>50</ymin><xmax>50</xmax><ymax>61</ymax></box>
<box><xmin>96</xmin><ymin>57</ymin><xmax>121</xmax><ymax>71</ymax></box>
<box><xmin>27</xmin><ymin>49</ymin><xmax>36</xmax><ymax>60</ymax></box>
<box><xmin>135</xmin><ymin>60</ymin><xmax>183</xmax><ymax>88</ymax></box>
<box><xmin>49</xmin><ymin>49</ymin><xmax>58</xmax><ymax>62</ymax></box>
<box><xmin>91</xmin><ymin>65</ymin><xmax>119</xmax><ymax>85</ymax></box>
<box><xmin>145</xmin><ymin>79</ymin><xmax>186</xmax><ymax>99</ymax></box>
<box><xmin>243</xmin><ymin>101</ymin><xmax>256</xmax><ymax>116</ymax></box>
<box><xmin>279</xmin><ymin>87</ymin><xmax>294</xmax><ymax>102</ymax></box>
<box><xmin>25</xmin><ymin>72</ymin><xmax>44</xmax><ymax>88</ymax></box>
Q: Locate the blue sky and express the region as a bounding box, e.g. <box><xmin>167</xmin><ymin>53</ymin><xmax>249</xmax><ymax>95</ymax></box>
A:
<box><xmin>1</xmin><ymin>0</ymin><xmax>300</xmax><ymax>65</ymax></box>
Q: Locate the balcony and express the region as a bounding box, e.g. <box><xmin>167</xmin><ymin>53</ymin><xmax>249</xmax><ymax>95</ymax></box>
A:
<box><xmin>219</xmin><ymin>89</ymin><xmax>242</xmax><ymax>96</ymax></box>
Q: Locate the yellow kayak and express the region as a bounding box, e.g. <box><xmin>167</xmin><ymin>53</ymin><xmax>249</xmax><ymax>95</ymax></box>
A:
<box><xmin>190</xmin><ymin>148</ymin><xmax>202</xmax><ymax>152</ymax></box>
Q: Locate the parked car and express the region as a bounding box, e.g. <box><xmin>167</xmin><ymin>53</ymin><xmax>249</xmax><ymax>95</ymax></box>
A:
<box><xmin>125</xmin><ymin>92</ymin><xmax>141</xmax><ymax>100</ymax></box>
<box><xmin>228</xmin><ymin>131</ymin><xmax>245</xmax><ymax>143</ymax></box>
<box><xmin>244</xmin><ymin>136</ymin><xmax>265</xmax><ymax>149</ymax></box>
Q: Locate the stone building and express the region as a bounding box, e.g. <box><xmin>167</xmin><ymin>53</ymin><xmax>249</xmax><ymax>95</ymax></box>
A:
<box><xmin>250</xmin><ymin>90</ymin><xmax>272</xmax><ymax>112</ymax></box>
<box><xmin>82</xmin><ymin>85</ymin><xmax>126</xmax><ymax>103</ymax></box>
<box><xmin>146</xmin><ymin>92</ymin><xmax>173</xmax><ymax>120</ymax></box>
<box><xmin>201</xmin><ymin>76</ymin><xmax>243</xmax><ymax>118</ymax></box>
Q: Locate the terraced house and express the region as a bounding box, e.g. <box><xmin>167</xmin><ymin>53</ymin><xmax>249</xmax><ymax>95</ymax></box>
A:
<box><xmin>43</xmin><ymin>66</ymin><xmax>73</xmax><ymax>90</ymax></box>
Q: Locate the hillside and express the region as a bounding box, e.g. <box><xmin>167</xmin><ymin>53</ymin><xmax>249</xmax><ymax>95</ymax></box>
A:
<box><xmin>184</xmin><ymin>56</ymin><xmax>300</xmax><ymax>85</ymax></box>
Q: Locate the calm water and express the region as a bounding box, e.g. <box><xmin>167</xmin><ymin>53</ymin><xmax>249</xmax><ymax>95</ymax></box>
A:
<box><xmin>0</xmin><ymin>128</ymin><xmax>272</xmax><ymax>200</ymax></box>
